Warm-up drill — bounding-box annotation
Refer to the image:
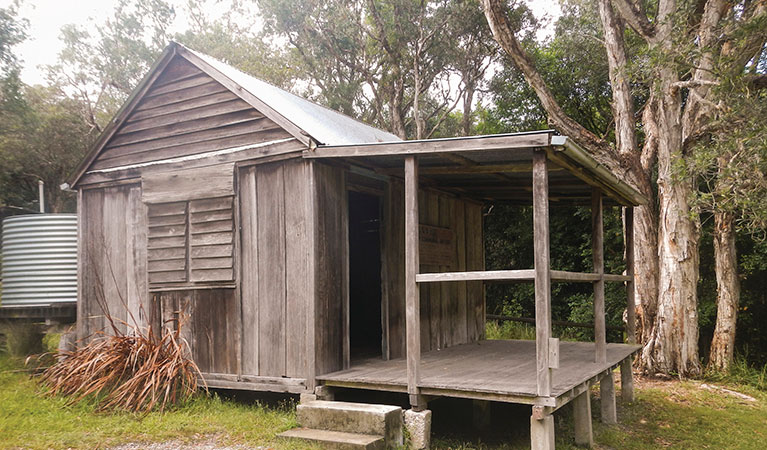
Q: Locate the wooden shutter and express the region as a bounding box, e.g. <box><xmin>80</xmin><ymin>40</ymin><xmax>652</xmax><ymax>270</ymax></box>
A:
<box><xmin>189</xmin><ymin>196</ymin><xmax>235</xmax><ymax>282</ymax></box>
<box><xmin>147</xmin><ymin>202</ymin><xmax>188</xmax><ymax>284</ymax></box>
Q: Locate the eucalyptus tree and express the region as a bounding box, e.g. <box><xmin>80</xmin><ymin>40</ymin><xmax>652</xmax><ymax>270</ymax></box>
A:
<box><xmin>0</xmin><ymin>1</ymin><xmax>29</xmax><ymax>208</ymax></box>
<box><xmin>0</xmin><ymin>3</ymin><xmax>94</xmax><ymax>212</ymax></box>
<box><xmin>258</xmin><ymin>0</ymin><xmax>502</xmax><ymax>139</ymax></box>
<box><xmin>689</xmin><ymin>80</ymin><xmax>767</xmax><ymax>371</ymax></box>
<box><xmin>175</xmin><ymin>0</ymin><xmax>297</xmax><ymax>89</ymax></box>
<box><xmin>483</xmin><ymin>0</ymin><xmax>767</xmax><ymax>376</ymax></box>
<box><xmin>45</xmin><ymin>0</ymin><xmax>176</xmax><ymax>132</ymax></box>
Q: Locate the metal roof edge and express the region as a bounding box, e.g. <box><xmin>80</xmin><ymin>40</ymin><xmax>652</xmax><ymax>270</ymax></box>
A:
<box><xmin>174</xmin><ymin>45</ymin><xmax>313</xmax><ymax>147</ymax></box>
<box><xmin>316</xmin><ymin>129</ymin><xmax>557</xmax><ymax>149</ymax></box>
<box><xmin>552</xmin><ymin>136</ymin><xmax>647</xmax><ymax>206</ymax></box>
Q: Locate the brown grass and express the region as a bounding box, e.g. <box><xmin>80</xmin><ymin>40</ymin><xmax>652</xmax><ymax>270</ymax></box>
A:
<box><xmin>35</xmin><ymin>310</ymin><xmax>205</xmax><ymax>414</ymax></box>
<box><xmin>31</xmin><ymin>248</ymin><xmax>206</xmax><ymax>414</ymax></box>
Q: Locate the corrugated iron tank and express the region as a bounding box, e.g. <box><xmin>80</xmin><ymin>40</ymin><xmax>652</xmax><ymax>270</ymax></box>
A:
<box><xmin>1</xmin><ymin>214</ymin><xmax>77</xmax><ymax>307</ymax></box>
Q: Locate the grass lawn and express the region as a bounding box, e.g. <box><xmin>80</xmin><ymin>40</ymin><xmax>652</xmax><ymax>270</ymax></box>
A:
<box><xmin>2</xmin><ymin>352</ymin><xmax>766</xmax><ymax>449</ymax></box>
<box><xmin>0</xmin><ymin>355</ymin><xmax>319</xmax><ymax>449</ymax></box>
<box><xmin>592</xmin><ymin>378</ymin><xmax>767</xmax><ymax>449</ymax></box>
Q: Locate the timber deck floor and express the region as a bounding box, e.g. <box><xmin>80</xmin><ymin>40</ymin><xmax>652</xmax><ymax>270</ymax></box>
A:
<box><xmin>318</xmin><ymin>339</ymin><xmax>640</xmax><ymax>403</ymax></box>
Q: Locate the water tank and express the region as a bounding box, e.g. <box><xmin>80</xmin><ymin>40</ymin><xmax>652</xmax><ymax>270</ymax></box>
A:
<box><xmin>1</xmin><ymin>214</ymin><xmax>78</xmax><ymax>307</ymax></box>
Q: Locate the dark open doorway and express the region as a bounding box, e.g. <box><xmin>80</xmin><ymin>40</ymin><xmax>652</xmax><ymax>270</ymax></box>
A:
<box><xmin>348</xmin><ymin>190</ymin><xmax>383</xmax><ymax>361</ymax></box>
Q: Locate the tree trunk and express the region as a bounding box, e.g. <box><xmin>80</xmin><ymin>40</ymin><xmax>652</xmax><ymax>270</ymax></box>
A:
<box><xmin>633</xmin><ymin>204</ymin><xmax>659</xmax><ymax>344</ymax></box>
<box><xmin>389</xmin><ymin>72</ymin><xmax>407</xmax><ymax>139</ymax></box>
<box><xmin>462</xmin><ymin>82</ymin><xmax>476</xmax><ymax>136</ymax></box>
<box><xmin>413</xmin><ymin>51</ymin><xmax>424</xmax><ymax>139</ymax></box>
<box><xmin>596</xmin><ymin>0</ymin><xmax>657</xmax><ymax>345</ymax></box>
<box><xmin>708</xmin><ymin>207</ymin><xmax>739</xmax><ymax>372</ymax></box>
<box><xmin>640</xmin><ymin>77</ymin><xmax>702</xmax><ymax>377</ymax></box>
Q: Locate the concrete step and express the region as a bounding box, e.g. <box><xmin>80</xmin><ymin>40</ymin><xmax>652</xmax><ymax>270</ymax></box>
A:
<box><xmin>297</xmin><ymin>400</ymin><xmax>403</xmax><ymax>447</ymax></box>
<box><xmin>278</xmin><ymin>427</ymin><xmax>385</xmax><ymax>450</ymax></box>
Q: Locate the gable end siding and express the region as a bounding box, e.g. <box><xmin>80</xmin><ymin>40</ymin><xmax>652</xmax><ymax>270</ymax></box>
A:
<box><xmin>80</xmin><ymin>56</ymin><xmax>296</xmax><ymax>182</ymax></box>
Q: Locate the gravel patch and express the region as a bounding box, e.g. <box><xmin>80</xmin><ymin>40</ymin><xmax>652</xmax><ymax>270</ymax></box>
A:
<box><xmin>108</xmin><ymin>435</ymin><xmax>274</xmax><ymax>450</ymax></box>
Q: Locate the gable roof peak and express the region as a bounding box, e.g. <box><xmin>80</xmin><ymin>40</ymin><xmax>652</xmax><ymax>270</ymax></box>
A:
<box><xmin>175</xmin><ymin>43</ymin><xmax>401</xmax><ymax>147</ymax></box>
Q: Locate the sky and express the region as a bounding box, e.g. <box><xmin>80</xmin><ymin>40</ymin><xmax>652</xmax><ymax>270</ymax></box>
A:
<box><xmin>5</xmin><ymin>0</ymin><xmax>562</xmax><ymax>87</ymax></box>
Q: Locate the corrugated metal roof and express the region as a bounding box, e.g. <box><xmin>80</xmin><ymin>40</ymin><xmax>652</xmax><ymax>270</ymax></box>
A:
<box><xmin>186</xmin><ymin>47</ymin><xmax>401</xmax><ymax>146</ymax></box>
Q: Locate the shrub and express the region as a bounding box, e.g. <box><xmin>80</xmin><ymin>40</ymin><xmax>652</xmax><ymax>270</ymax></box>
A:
<box><xmin>36</xmin><ymin>316</ymin><xmax>204</xmax><ymax>413</ymax></box>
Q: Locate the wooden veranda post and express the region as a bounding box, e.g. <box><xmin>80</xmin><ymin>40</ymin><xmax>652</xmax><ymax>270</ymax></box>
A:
<box><xmin>404</xmin><ymin>155</ymin><xmax>423</xmax><ymax>409</ymax></box>
<box><xmin>624</xmin><ymin>206</ymin><xmax>636</xmax><ymax>344</ymax></box>
<box><xmin>592</xmin><ymin>188</ymin><xmax>607</xmax><ymax>364</ymax></box>
<box><xmin>532</xmin><ymin>150</ymin><xmax>552</xmax><ymax>397</ymax></box>
<box><xmin>622</xmin><ymin>206</ymin><xmax>636</xmax><ymax>402</ymax></box>
<box><xmin>593</xmin><ymin>188</ymin><xmax>617</xmax><ymax>423</ymax></box>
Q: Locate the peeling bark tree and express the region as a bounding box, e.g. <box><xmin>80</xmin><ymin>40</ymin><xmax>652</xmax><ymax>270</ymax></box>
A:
<box><xmin>709</xmin><ymin>207</ymin><xmax>739</xmax><ymax>371</ymax></box>
<box><xmin>483</xmin><ymin>0</ymin><xmax>767</xmax><ymax>376</ymax></box>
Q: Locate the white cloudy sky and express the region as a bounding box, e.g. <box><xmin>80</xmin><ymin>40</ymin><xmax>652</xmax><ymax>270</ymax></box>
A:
<box><xmin>4</xmin><ymin>0</ymin><xmax>561</xmax><ymax>86</ymax></box>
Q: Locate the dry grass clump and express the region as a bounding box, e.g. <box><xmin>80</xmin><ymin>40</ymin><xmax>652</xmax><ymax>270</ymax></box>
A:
<box><xmin>36</xmin><ymin>315</ymin><xmax>204</xmax><ymax>413</ymax></box>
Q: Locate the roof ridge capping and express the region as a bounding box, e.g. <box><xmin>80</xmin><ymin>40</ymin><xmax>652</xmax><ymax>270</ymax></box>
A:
<box><xmin>174</xmin><ymin>42</ymin><xmax>401</xmax><ymax>146</ymax></box>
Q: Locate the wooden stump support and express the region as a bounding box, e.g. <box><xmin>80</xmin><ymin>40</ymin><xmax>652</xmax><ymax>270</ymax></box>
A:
<box><xmin>573</xmin><ymin>389</ymin><xmax>594</xmax><ymax>447</ymax></box>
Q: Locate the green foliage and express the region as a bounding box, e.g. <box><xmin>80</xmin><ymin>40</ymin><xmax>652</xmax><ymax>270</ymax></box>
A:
<box><xmin>704</xmin><ymin>352</ymin><xmax>767</xmax><ymax>391</ymax></box>
<box><xmin>257</xmin><ymin>0</ymin><xmax>511</xmax><ymax>138</ymax></box>
<box><xmin>0</xmin><ymin>84</ymin><xmax>95</xmax><ymax>211</ymax></box>
<box><xmin>485</xmin><ymin>320</ymin><xmax>536</xmax><ymax>341</ymax></box>
<box><xmin>1</xmin><ymin>0</ymin><xmax>300</xmax><ymax>212</ymax></box>
<box><xmin>0</xmin><ymin>1</ymin><xmax>27</xmax><ymax>79</ymax></box>
<box><xmin>688</xmin><ymin>84</ymin><xmax>767</xmax><ymax>239</ymax></box>
<box><xmin>45</xmin><ymin>0</ymin><xmax>175</xmax><ymax>131</ymax></box>
<box><xmin>174</xmin><ymin>0</ymin><xmax>297</xmax><ymax>89</ymax></box>
<box><xmin>484</xmin><ymin>204</ymin><xmax>627</xmax><ymax>342</ymax></box>
<box><xmin>477</xmin><ymin>0</ymin><xmax>644</xmax><ymax>138</ymax></box>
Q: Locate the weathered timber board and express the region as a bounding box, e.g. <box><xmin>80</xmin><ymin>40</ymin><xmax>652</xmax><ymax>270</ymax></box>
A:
<box><xmin>79</xmin><ymin>184</ymin><xmax>147</xmax><ymax>338</ymax></box>
<box><xmin>155</xmin><ymin>289</ymin><xmax>238</xmax><ymax>374</ymax></box>
<box><xmin>150</xmin><ymin>55</ymin><xmax>203</xmax><ymax>88</ymax></box>
<box><xmin>239</xmin><ymin>166</ymin><xmax>260</xmax><ymax>375</ymax></box>
<box><xmin>80</xmin><ymin>139</ymin><xmax>303</xmax><ymax>186</ymax></box>
<box><xmin>256</xmin><ymin>162</ymin><xmax>287</xmax><ymax>377</ymax></box>
<box><xmin>284</xmin><ymin>160</ymin><xmax>311</xmax><ymax>378</ymax></box>
<box><xmin>87</xmin><ymin>56</ymin><xmax>294</xmax><ymax>174</ymax></box>
<box><xmin>382</xmin><ymin>180</ymin><xmax>484</xmax><ymax>358</ymax></box>
<box><xmin>318</xmin><ymin>340</ymin><xmax>639</xmax><ymax>399</ymax></box>
<box><xmin>313</xmin><ymin>162</ymin><xmax>347</xmax><ymax>375</ymax></box>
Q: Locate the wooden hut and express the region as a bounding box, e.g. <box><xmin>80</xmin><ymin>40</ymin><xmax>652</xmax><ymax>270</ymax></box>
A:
<box><xmin>68</xmin><ymin>42</ymin><xmax>644</xmax><ymax>448</ymax></box>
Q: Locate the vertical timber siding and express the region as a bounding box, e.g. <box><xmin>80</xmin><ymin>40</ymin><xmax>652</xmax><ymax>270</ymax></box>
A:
<box><xmin>382</xmin><ymin>182</ymin><xmax>484</xmax><ymax>360</ymax></box>
<box><xmin>157</xmin><ymin>288</ymin><xmax>238</xmax><ymax>374</ymax></box>
<box><xmin>239</xmin><ymin>159</ymin><xmax>312</xmax><ymax>379</ymax></box>
<box><xmin>313</xmin><ymin>163</ymin><xmax>348</xmax><ymax>375</ymax></box>
<box><xmin>79</xmin><ymin>184</ymin><xmax>148</xmax><ymax>340</ymax></box>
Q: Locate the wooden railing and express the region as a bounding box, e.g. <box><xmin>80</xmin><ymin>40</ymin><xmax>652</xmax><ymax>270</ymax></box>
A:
<box><xmin>486</xmin><ymin>314</ymin><xmax>625</xmax><ymax>332</ymax></box>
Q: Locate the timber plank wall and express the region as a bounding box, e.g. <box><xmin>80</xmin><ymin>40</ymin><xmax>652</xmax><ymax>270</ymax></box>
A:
<box><xmin>78</xmin><ymin>55</ymin><xmax>298</xmax><ymax>186</ymax></box>
<box><xmin>76</xmin><ymin>53</ymin><xmax>485</xmax><ymax>387</ymax></box>
<box><xmin>382</xmin><ymin>181</ymin><xmax>485</xmax><ymax>359</ymax></box>
<box><xmin>79</xmin><ymin>184</ymin><xmax>150</xmax><ymax>340</ymax></box>
<box><xmin>239</xmin><ymin>159</ymin><xmax>314</xmax><ymax>379</ymax></box>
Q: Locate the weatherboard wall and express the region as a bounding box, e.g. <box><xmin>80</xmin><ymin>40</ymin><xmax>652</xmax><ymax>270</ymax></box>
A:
<box><xmin>77</xmin><ymin>55</ymin><xmax>300</xmax><ymax>187</ymax></box>
<box><xmin>73</xmin><ymin>50</ymin><xmax>488</xmax><ymax>390</ymax></box>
